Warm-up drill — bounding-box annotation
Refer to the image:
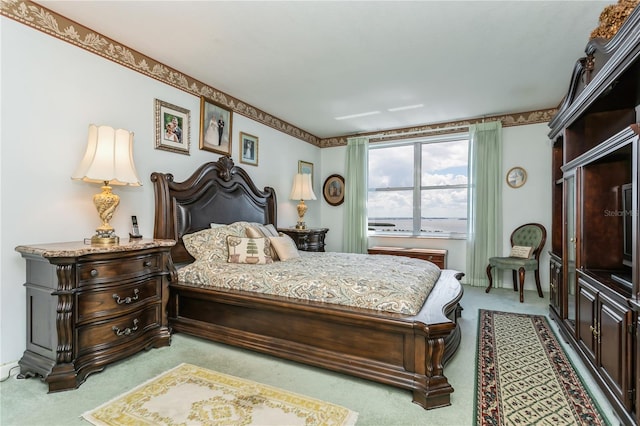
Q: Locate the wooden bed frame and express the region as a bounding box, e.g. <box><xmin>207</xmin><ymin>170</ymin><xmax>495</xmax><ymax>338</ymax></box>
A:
<box><xmin>151</xmin><ymin>156</ymin><xmax>464</xmax><ymax>409</ymax></box>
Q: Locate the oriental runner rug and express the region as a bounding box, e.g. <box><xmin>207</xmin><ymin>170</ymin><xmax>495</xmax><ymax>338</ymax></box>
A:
<box><xmin>82</xmin><ymin>363</ymin><xmax>358</xmax><ymax>426</ymax></box>
<box><xmin>475</xmin><ymin>310</ymin><xmax>606</xmax><ymax>425</ymax></box>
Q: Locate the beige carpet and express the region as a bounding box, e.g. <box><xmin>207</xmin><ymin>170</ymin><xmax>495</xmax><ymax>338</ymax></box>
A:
<box><xmin>82</xmin><ymin>363</ymin><xmax>358</xmax><ymax>426</ymax></box>
<box><xmin>475</xmin><ymin>310</ymin><xmax>606</xmax><ymax>425</ymax></box>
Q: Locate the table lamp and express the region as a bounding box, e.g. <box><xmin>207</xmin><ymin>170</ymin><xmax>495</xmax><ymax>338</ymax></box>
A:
<box><xmin>72</xmin><ymin>124</ymin><xmax>141</xmax><ymax>245</ymax></box>
<box><xmin>289</xmin><ymin>173</ymin><xmax>316</xmax><ymax>230</ymax></box>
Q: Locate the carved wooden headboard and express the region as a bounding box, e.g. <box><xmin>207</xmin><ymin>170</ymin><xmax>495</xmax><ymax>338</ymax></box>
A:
<box><xmin>151</xmin><ymin>156</ymin><xmax>277</xmax><ymax>264</ymax></box>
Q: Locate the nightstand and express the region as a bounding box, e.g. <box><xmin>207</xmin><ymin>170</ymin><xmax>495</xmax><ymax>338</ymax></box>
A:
<box><xmin>278</xmin><ymin>227</ymin><xmax>329</xmax><ymax>252</ymax></box>
<box><xmin>14</xmin><ymin>239</ymin><xmax>175</xmax><ymax>392</ymax></box>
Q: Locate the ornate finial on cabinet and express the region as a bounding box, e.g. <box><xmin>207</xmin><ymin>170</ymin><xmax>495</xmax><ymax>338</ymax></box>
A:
<box><xmin>583</xmin><ymin>54</ymin><xmax>596</xmax><ymax>85</ymax></box>
<box><xmin>590</xmin><ymin>0</ymin><xmax>639</xmax><ymax>40</ymax></box>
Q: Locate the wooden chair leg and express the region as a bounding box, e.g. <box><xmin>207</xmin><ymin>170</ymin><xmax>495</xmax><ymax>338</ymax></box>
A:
<box><xmin>518</xmin><ymin>268</ymin><xmax>526</xmax><ymax>303</ymax></box>
<box><xmin>512</xmin><ymin>270</ymin><xmax>518</xmax><ymax>291</ymax></box>
<box><xmin>534</xmin><ymin>268</ymin><xmax>543</xmax><ymax>298</ymax></box>
<box><xmin>486</xmin><ymin>264</ymin><xmax>494</xmax><ymax>293</ymax></box>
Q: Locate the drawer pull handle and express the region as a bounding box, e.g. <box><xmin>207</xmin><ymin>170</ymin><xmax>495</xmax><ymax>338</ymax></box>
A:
<box><xmin>90</xmin><ymin>269</ymin><xmax>98</xmax><ymax>277</ymax></box>
<box><xmin>112</xmin><ymin>319</ymin><xmax>139</xmax><ymax>336</ymax></box>
<box><xmin>143</xmin><ymin>260</ymin><xmax>152</xmax><ymax>267</ymax></box>
<box><xmin>112</xmin><ymin>288</ymin><xmax>140</xmax><ymax>305</ymax></box>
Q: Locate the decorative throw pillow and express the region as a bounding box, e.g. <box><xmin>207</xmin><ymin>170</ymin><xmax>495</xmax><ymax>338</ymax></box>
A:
<box><xmin>183</xmin><ymin>221</ymin><xmax>249</xmax><ymax>261</ymax></box>
<box><xmin>227</xmin><ymin>236</ymin><xmax>273</xmax><ymax>264</ymax></box>
<box><xmin>510</xmin><ymin>245</ymin><xmax>533</xmax><ymax>258</ymax></box>
<box><xmin>268</xmin><ymin>234</ymin><xmax>300</xmax><ymax>261</ymax></box>
<box><xmin>246</xmin><ymin>223</ymin><xmax>280</xmax><ymax>260</ymax></box>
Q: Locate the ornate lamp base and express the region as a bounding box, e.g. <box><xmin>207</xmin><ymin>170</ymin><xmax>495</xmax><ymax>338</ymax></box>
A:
<box><xmin>91</xmin><ymin>230</ymin><xmax>119</xmax><ymax>245</ymax></box>
<box><xmin>296</xmin><ymin>200</ymin><xmax>308</xmax><ymax>230</ymax></box>
<box><xmin>91</xmin><ymin>183</ymin><xmax>120</xmax><ymax>245</ymax></box>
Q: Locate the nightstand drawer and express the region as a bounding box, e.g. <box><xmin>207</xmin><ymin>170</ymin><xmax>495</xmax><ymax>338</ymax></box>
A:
<box><xmin>77</xmin><ymin>304</ymin><xmax>161</xmax><ymax>354</ymax></box>
<box><xmin>76</xmin><ymin>277</ymin><xmax>162</xmax><ymax>323</ymax></box>
<box><xmin>78</xmin><ymin>253</ymin><xmax>161</xmax><ymax>285</ymax></box>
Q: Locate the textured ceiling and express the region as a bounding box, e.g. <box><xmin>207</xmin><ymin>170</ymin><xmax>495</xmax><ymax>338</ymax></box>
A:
<box><xmin>38</xmin><ymin>0</ymin><xmax>611</xmax><ymax>139</ymax></box>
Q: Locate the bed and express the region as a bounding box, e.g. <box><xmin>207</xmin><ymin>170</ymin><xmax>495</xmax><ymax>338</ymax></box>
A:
<box><xmin>151</xmin><ymin>156</ymin><xmax>464</xmax><ymax>409</ymax></box>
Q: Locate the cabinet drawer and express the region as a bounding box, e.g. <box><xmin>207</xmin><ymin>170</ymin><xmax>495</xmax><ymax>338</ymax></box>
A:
<box><xmin>76</xmin><ymin>277</ymin><xmax>162</xmax><ymax>323</ymax></box>
<box><xmin>78</xmin><ymin>253</ymin><xmax>161</xmax><ymax>285</ymax></box>
<box><xmin>368</xmin><ymin>247</ymin><xmax>447</xmax><ymax>268</ymax></box>
<box><xmin>77</xmin><ymin>304</ymin><xmax>160</xmax><ymax>354</ymax></box>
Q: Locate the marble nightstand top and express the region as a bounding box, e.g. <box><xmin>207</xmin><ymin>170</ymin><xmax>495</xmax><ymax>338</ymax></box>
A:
<box><xmin>15</xmin><ymin>239</ymin><xmax>175</xmax><ymax>258</ymax></box>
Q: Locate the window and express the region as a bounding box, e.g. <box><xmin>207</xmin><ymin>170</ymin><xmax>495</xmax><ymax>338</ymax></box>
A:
<box><xmin>368</xmin><ymin>134</ymin><xmax>469</xmax><ymax>238</ymax></box>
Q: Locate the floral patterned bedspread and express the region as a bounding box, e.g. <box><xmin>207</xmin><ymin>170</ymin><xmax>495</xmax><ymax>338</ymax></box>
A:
<box><xmin>177</xmin><ymin>252</ymin><xmax>441</xmax><ymax>315</ymax></box>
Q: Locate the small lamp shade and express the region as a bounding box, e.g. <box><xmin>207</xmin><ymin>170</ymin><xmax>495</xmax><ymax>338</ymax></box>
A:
<box><xmin>72</xmin><ymin>124</ymin><xmax>141</xmax><ymax>245</ymax></box>
<box><xmin>72</xmin><ymin>124</ymin><xmax>141</xmax><ymax>186</ymax></box>
<box><xmin>289</xmin><ymin>173</ymin><xmax>316</xmax><ymax>229</ymax></box>
<box><xmin>289</xmin><ymin>173</ymin><xmax>317</xmax><ymax>201</ymax></box>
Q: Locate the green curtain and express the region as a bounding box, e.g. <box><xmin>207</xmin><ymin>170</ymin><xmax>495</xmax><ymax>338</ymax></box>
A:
<box><xmin>343</xmin><ymin>136</ymin><xmax>369</xmax><ymax>253</ymax></box>
<box><xmin>466</xmin><ymin>122</ymin><xmax>502</xmax><ymax>286</ymax></box>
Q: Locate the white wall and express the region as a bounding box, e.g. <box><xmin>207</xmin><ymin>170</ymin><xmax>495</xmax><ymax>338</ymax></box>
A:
<box><xmin>0</xmin><ymin>19</ymin><xmax>319</xmax><ymax>367</ymax></box>
<box><xmin>319</xmin><ymin>124</ymin><xmax>552</xmax><ymax>291</ymax></box>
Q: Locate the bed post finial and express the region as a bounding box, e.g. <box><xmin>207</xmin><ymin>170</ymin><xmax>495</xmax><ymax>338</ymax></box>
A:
<box><xmin>217</xmin><ymin>156</ymin><xmax>235</xmax><ymax>181</ymax></box>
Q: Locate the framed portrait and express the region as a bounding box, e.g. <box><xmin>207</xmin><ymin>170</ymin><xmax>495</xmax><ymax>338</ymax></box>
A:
<box><xmin>154</xmin><ymin>99</ymin><xmax>190</xmax><ymax>155</ymax></box>
<box><xmin>323</xmin><ymin>174</ymin><xmax>345</xmax><ymax>206</ymax></box>
<box><xmin>239</xmin><ymin>132</ymin><xmax>259</xmax><ymax>166</ymax></box>
<box><xmin>199</xmin><ymin>96</ymin><xmax>232</xmax><ymax>155</ymax></box>
<box><xmin>298</xmin><ymin>160</ymin><xmax>314</xmax><ymax>184</ymax></box>
<box><xmin>506</xmin><ymin>166</ymin><xmax>527</xmax><ymax>188</ymax></box>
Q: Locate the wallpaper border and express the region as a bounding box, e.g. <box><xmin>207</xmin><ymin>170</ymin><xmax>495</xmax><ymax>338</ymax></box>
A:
<box><xmin>2</xmin><ymin>0</ymin><xmax>556</xmax><ymax>148</ymax></box>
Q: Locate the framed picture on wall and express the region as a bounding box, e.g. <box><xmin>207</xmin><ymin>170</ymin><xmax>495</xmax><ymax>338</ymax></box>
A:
<box><xmin>154</xmin><ymin>99</ymin><xmax>190</xmax><ymax>155</ymax></box>
<box><xmin>199</xmin><ymin>96</ymin><xmax>232</xmax><ymax>155</ymax></box>
<box><xmin>506</xmin><ymin>166</ymin><xmax>527</xmax><ymax>188</ymax></box>
<box><xmin>239</xmin><ymin>132</ymin><xmax>259</xmax><ymax>166</ymax></box>
<box><xmin>298</xmin><ymin>160</ymin><xmax>314</xmax><ymax>184</ymax></box>
<box><xmin>323</xmin><ymin>174</ymin><xmax>345</xmax><ymax>206</ymax></box>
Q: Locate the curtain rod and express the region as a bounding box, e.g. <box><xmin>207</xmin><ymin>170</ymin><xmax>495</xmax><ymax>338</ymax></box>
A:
<box><xmin>366</xmin><ymin>123</ymin><xmax>470</xmax><ymax>140</ymax></box>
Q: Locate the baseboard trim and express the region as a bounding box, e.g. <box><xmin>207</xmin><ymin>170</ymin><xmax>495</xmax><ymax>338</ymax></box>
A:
<box><xmin>0</xmin><ymin>361</ymin><xmax>20</xmax><ymax>381</ymax></box>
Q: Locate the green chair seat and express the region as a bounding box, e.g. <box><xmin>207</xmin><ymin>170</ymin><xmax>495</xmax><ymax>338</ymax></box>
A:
<box><xmin>488</xmin><ymin>256</ymin><xmax>538</xmax><ymax>270</ymax></box>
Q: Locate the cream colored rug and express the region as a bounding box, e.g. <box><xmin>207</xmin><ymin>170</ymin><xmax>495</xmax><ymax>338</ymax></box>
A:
<box><xmin>82</xmin><ymin>363</ymin><xmax>358</xmax><ymax>426</ymax></box>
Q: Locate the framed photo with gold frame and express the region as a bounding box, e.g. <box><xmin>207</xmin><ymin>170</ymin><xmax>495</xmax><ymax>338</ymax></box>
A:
<box><xmin>239</xmin><ymin>132</ymin><xmax>259</xmax><ymax>166</ymax></box>
<box><xmin>154</xmin><ymin>99</ymin><xmax>190</xmax><ymax>155</ymax></box>
<box><xmin>199</xmin><ymin>96</ymin><xmax>232</xmax><ymax>155</ymax></box>
<box><xmin>323</xmin><ymin>174</ymin><xmax>345</xmax><ymax>206</ymax></box>
<box><xmin>506</xmin><ymin>166</ymin><xmax>527</xmax><ymax>188</ymax></box>
<box><xmin>298</xmin><ymin>160</ymin><xmax>314</xmax><ymax>184</ymax></box>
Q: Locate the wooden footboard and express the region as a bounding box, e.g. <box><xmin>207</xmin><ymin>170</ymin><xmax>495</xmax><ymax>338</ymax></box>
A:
<box><xmin>168</xmin><ymin>271</ymin><xmax>463</xmax><ymax>409</ymax></box>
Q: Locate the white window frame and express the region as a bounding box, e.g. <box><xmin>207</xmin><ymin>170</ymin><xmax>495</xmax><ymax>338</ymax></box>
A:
<box><xmin>367</xmin><ymin>133</ymin><xmax>469</xmax><ymax>239</ymax></box>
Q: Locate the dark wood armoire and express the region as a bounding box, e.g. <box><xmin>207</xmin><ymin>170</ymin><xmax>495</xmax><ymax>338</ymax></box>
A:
<box><xmin>548</xmin><ymin>2</ymin><xmax>640</xmax><ymax>424</ymax></box>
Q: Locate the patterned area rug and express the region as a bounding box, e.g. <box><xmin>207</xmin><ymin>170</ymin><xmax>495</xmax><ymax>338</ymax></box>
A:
<box><xmin>475</xmin><ymin>310</ymin><xmax>606</xmax><ymax>425</ymax></box>
<box><xmin>82</xmin><ymin>363</ymin><xmax>358</xmax><ymax>426</ymax></box>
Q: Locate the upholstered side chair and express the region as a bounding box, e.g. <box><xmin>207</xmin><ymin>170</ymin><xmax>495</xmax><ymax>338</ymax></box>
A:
<box><xmin>485</xmin><ymin>223</ymin><xmax>547</xmax><ymax>303</ymax></box>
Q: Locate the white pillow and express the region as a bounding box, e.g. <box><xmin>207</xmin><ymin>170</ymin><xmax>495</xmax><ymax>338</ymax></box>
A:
<box><xmin>510</xmin><ymin>245</ymin><xmax>533</xmax><ymax>258</ymax></box>
<box><xmin>226</xmin><ymin>236</ymin><xmax>273</xmax><ymax>264</ymax></box>
<box><xmin>269</xmin><ymin>234</ymin><xmax>300</xmax><ymax>261</ymax></box>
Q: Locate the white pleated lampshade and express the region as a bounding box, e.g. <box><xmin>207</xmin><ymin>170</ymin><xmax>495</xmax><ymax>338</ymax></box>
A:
<box><xmin>289</xmin><ymin>173</ymin><xmax>316</xmax><ymax>201</ymax></box>
<box><xmin>72</xmin><ymin>124</ymin><xmax>142</xmax><ymax>186</ymax></box>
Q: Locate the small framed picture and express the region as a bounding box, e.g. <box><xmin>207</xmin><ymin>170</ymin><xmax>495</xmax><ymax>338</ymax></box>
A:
<box><xmin>199</xmin><ymin>96</ymin><xmax>232</xmax><ymax>156</ymax></box>
<box><xmin>239</xmin><ymin>132</ymin><xmax>259</xmax><ymax>166</ymax></box>
<box><xmin>154</xmin><ymin>99</ymin><xmax>190</xmax><ymax>155</ymax></box>
<box><xmin>506</xmin><ymin>166</ymin><xmax>527</xmax><ymax>188</ymax></box>
<box><xmin>323</xmin><ymin>174</ymin><xmax>345</xmax><ymax>206</ymax></box>
<box><xmin>298</xmin><ymin>160</ymin><xmax>314</xmax><ymax>184</ymax></box>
